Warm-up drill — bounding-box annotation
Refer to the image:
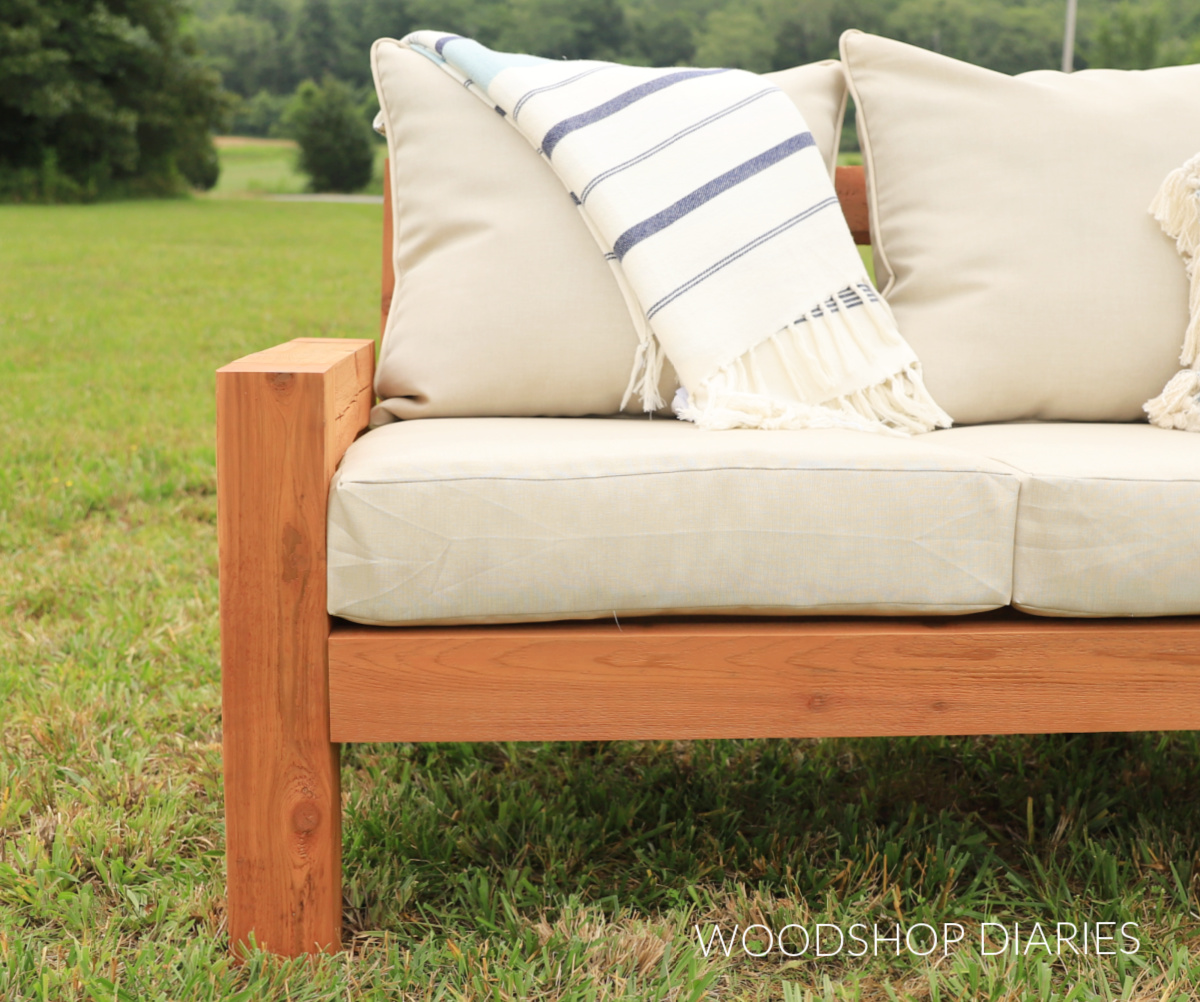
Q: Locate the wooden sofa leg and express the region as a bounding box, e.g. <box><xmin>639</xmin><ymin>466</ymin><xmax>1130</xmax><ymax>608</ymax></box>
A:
<box><xmin>217</xmin><ymin>338</ymin><xmax>374</xmax><ymax>956</ymax></box>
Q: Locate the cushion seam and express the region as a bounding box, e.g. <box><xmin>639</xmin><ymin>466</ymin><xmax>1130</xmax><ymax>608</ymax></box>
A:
<box><xmin>335</xmin><ymin>467</ymin><xmax>1023</xmax><ymax>487</ymax></box>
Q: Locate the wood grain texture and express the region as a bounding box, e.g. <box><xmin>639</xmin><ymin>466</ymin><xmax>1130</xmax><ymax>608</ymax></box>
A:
<box><xmin>836</xmin><ymin>165</ymin><xmax>871</xmax><ymax>245</ymax></box>
<box><xmin>381</xmin><ymin>158</ymin><xmax>394</xmax><ymax>338</ymax></box>
<box><xmin>328</xmin><ymin>614</ymin><xmax>1200</xmax><ymax>742</ymax></box>
<box><xmin>217</xmin><ymin>337</ymin><xmax>373</xmax><ymax>956</ymax></box>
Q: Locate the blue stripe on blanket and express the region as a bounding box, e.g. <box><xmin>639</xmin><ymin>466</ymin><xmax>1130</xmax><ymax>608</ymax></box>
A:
<box><xmin>434</xmin><ymin>34</ymin><xmax>463</xmax><ymax>54</ymax></box>
<box><xmin>645</xmin><ymin>194</ymin><xmax>840</xmax><ymax>320</ymax></box>
<box><xmin>578</xmin><ymin>87</ymin><xmax>778</xmax><ymax>204</ymax></box>
<box><xmin>790</xmin><ymin>284</ymin><xmax>878</xmax><ymax>325</ymax></box>
<box><xmin>613</xmin><ymin>131</ymin><xmax>817</xmax><ymax>262</ymax></box>
<box><xmin>514</xmin><ymin>65</ymin><xmax>612</xmax><ymax>120</ymax></box>
<box><xmin>541</xmin><ymin>68</ymin><xmax>727</xmax><ymax>158</ymax></box>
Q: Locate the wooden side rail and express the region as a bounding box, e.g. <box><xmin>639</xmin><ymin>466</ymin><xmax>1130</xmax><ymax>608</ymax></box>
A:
<box><xmin>329</xmin><ymin>616</ymin><xmax>1200</xmax><ymax>743</ymax></box>
<box><xmin>378</xmin><ymin>161</ymin><xmax>872</xmax><ymax>332</ymax></box>
<box><xmin>217</xmin><ymin>338</ymin><xmax>374</xmax><ymax>956</ymax></box>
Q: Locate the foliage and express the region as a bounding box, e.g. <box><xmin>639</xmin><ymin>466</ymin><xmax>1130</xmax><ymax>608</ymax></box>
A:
<box><xmin>229</xmin><ymin>88</ymin><xmax>289</xmax><ymax>136</ymax></box>
<box><xmin>3</xmin><ymin>195</ymin><xmax>1200</xmax><ymax>996</ymax></box>
<box><xmin>496</xmin><ymin>0</ymin><xmax>629</xmax><ymax>61</ymax></box>
<box><xmin>290</xmin><ymin>0</ymin><xmax>346</xmax><ymax>81</ymax></box>
<box><xmin>693</xmin><ymin>8</ymin><xmax>776</xmax><ymax>72</ymax></box>
<box><xmin>186</xmin><ymin>0</ymin><xmax>1200</xmax><ymax>123</ymax></box>
<box><xmin>282</xmin><ymin>75</ymin><xmax>375</xmax><ymax>191</ymax></box>
<box><xmin>0</xmin><ymin>0</ymin><xmax>229</xmax><ymax>201</ymax></box>
<box><xmin>1093</xmin><ymin>3</ymin><xmax>1162</xmax><ymax>69</ymax></box>
<box><xmin>191</xmin><ymin>11</ymin><xmax>289</xmax><ymax>96</ymax></box>
<box><xmin>884</xmin><ymin>0</ymin><xmax>1061</xmax><ymax>75</ymax></box>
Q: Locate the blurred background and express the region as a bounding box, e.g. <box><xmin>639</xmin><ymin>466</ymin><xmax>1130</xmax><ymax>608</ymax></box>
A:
<box><xmin>4</xmin><ymin>0</ymin><xmax>1200</xmax><ymax>200</ymax></box>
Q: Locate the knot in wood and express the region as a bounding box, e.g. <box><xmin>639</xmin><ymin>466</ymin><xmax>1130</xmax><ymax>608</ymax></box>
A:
<box><xmin>291</xmin><ymin>801</ymin><xmax>321</xmax><ymax>835</ymax></box>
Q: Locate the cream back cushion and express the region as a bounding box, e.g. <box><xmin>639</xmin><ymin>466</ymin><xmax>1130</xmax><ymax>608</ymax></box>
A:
<box><xmin>840</xmin><ymin>30</ymin><xmax>1200</xmax><ymax>425</ymax></box>
<box><xmin>371</xmin><ymin>39</ymin><xmax>847</xmax><ymax>420</ymax></box>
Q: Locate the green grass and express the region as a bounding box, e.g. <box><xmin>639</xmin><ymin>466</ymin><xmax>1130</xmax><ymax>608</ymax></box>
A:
<box><xmin>210</xmin><ymin>138</ymin><xmax>388</xmax><ymax>197</ymax></box>
<box><xmin>3</xmin><ymin>200</ymin><xmax>1200</xmax><ymax>1000</ymax></box>
<box><xmin>211</xmin><ymin>140</ymin><xmax>308</xmax><ymax>196</ymax></box>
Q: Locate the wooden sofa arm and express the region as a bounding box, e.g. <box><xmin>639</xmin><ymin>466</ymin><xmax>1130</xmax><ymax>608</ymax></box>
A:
<box><xmin>216</xmin><ymin>337</ymin><xmax>374</xmax><ymax>956</ymax></box>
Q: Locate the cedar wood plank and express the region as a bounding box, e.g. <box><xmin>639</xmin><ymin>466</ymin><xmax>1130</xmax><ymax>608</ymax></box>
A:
<box><xmin>217</xmin><ymin>338</ymin><xmax>373</xmax><ymax>956</ymax></box>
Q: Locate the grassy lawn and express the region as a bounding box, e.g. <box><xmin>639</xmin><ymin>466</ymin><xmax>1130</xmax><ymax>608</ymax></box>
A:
<box><xmin>3</xmin><ymin>199</ymin><xmax>1200</xmax><ymax>1000</ymax></box>
<box><xmin>210</xmin><ymin>137</ymin><xmax>387</xmax><ymax>198</ymax></box>
<box><xmin>211</xmin><ymin>138</ymin><xmax>308</xmax><ymax>196</ymax></box>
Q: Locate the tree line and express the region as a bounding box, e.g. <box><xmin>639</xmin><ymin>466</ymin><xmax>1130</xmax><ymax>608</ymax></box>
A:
<box><xmin>4</xmin><ymin>0</ymin><xmax>1199</xmax><ymax>200</ymax></box>
<box><xmin>200</xmin><ymin>0</ymin><xmax>1200</xmax><ymax>148</ymax></box>
<box><xmin>200</xmin><ymin>0</ymin><xmax>1200</xmax><ymax>103</ymax></box>
<box><xmin>2</xmin><ymin>0</ymin><xmax>227</xmax><ymax>200</ymax></box>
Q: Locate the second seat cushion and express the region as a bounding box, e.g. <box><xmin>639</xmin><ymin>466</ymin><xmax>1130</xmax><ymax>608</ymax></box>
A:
<box><xmin>328</xmin><ymin>417</ymin><xmax>1019</xmax><ymax>625</ymax></box>
<box><xmin>927</xmin><ymin>422</ymin><xmax>1200</xmax><ymax>616</ymax></box>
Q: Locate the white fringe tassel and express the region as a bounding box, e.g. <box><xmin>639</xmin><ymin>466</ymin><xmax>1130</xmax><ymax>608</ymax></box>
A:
<box><xmin>1145</xmin><ymin>369</ymin><xmax>1200</xmax><ymax>432</ymax></box>
<box><xmin>570</xmin><ymin>199</ymin><xmax>669</xmax><ymax>414</ymax></box>
<box><xmin>619</xmin><ymin>305</ymin><xmax>666</xmax><ymax>413</ymax></box>
<box><xmin>675</xmin><ymin>290</ymin><xmax>952</xmax><ymax>435</ymax></box>
<box><xmin>1143</xmin><ymin>152</ymin><xmax>1200</xmax><ymax>430</ymax></box>
<box><xmin>1149</xmin><ymin>150</ymin><xmax>1200</xmax><ymax>366</ymax></box>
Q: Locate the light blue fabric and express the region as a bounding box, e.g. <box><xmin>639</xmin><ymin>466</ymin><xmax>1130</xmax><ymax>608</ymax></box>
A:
<box><xmin>415</xmin><ymin>35</ymin><xmax>548</xmax><ymax>90</ymax></box>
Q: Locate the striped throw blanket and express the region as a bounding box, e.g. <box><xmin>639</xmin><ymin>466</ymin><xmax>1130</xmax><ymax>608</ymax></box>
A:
<box><xmin>403</xmin><ymin>32</ymin><xmax>951</xmax><ymax>434</ymax></box>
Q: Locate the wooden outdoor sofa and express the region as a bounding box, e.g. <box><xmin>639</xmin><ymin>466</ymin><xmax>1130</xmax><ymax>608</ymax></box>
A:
<box><xmin>216</xmin><ymin>163</ymin><xmax>1200</xmax><ymax>957</ymax></box>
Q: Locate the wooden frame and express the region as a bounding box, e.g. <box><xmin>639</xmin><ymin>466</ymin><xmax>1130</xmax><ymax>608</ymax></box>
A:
<box><xmin>217</xmin><ymin>339</ymin><xmax>374</xmax><ymax>956</ymax></box>
<box><xmin>219</xmin><ymin>163</ymin><xmax>1200</xmax><ymax>957</ymax></box>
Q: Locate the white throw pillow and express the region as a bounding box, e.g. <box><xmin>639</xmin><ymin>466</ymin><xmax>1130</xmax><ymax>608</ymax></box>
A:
<box><xmin>371</xmin><ymin>38</ymin><xmax>847</xmax><ymax>421</ymax></box>
<box><xmin>840</xmin><ymin>30</ymin><xmax>1200</xmax><ymax>425</ymax></box>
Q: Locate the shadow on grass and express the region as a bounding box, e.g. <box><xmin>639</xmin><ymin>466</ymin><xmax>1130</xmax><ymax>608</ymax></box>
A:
<box><xmin>344</xmin><ymin>732</ymin><xmax>1200</xmax><ymax>937</ymax></box>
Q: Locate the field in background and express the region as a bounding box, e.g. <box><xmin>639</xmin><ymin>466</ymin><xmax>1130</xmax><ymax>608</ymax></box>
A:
<box><xmin>211</xmin><ymin>137</ymin><xmax>307</xmax><ymax>196</ymax></box>
<box><xmin>210</xmin><ymin>137</ymin><xmax>386</xmax><ymax>197</ymax></box>
<box><xmin>2</xmin><ymin>200</ymin><xmax>1199</xmax><ymax>999</ymax></box>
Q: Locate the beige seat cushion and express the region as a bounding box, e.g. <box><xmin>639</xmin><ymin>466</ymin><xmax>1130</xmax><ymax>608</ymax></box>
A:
<box><xmin>327</xmin><ymin>417</ymin><xmax>1018</xmax><ymax>625</ymax></box>
<box><xmin>371</xmin><ymin>39</ymin><xmax>848</xmax><ymax>422</ymax></box>
<box><xmin>840</xmin><ymin>31</ymin><xmax>1200</xmax><ymax>425</ymax></box>
<box><xmin>927</xmin><ymin>423</ymin><xmax>1200</xmax><ymax>616</ymax></box>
